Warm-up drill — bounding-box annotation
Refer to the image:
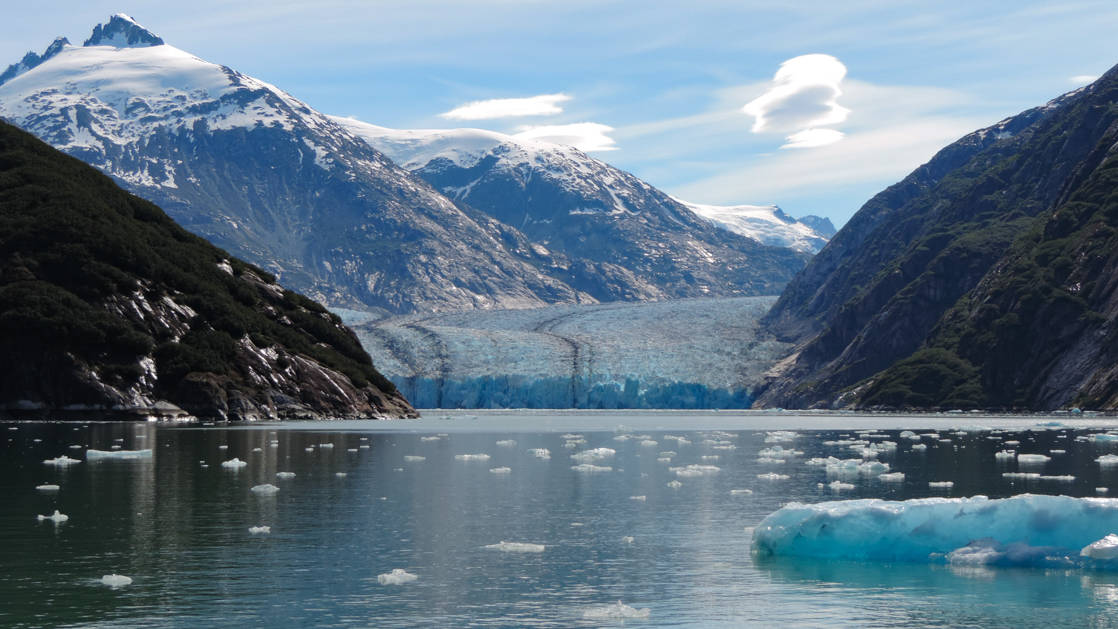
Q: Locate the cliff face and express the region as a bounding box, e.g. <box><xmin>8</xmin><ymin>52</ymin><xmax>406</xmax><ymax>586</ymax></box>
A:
<box><xmin>757</xmin><ymin>65</ymin><xmax>1118</xmax><ymax>410</ymax></box>
<box><xmin>0</xmin><ymin>119</ymin><xmax>415</xmax><ymax>420</ymax></box>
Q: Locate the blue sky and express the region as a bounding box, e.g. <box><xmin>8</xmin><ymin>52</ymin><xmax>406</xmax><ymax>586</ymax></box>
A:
<box><xmin>3</xmin><ymin>1</ymin><xmax>1117</xmax><ymax>227</ymax></box>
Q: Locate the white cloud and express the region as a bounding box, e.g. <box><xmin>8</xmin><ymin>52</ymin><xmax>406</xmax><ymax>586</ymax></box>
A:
<box><xmin>743</xmin><ymin>54</ymin><xmax>850</xmax><ymax>144</ymax></box>
<box><xmin>782</xmin><ymin>128</ymin><xmax>844</xmax><ymax>149</ymax></box>
<box><xmin>439</xmin><ymin>93</ymin><xmax>571</xmax><ymax>120</ymax></box>
<box><xmin>513</xmin><ymin>122</ymin><xmax>617</xmax><ymax>152</ymax></box>
<box><xmin>1069</xmin><ymin>74</ymin><xmax>1099</xmax><ymax>84</ymax></box>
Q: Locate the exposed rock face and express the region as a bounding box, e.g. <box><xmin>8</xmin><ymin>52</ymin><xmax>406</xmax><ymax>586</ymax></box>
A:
<box><xmin>756</xmin><ymin>65</ymin><xmax>1118</xmax><ymax>410</ymax></box>
<box><xmin>0</xmin><ymin>119</ymin><xmax>415</xmax><ymax>420</ymax></box>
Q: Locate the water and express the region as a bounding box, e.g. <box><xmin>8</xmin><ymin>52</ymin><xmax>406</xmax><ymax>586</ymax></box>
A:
<box><xmin>4</xmin><ymin>410</ymin><xmax>1118</xmax><ymax>627</ymax></box>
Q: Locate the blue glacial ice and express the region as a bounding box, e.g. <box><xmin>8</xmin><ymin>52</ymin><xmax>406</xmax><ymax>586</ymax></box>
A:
<box><xmin>753</xmin><ymin>494</ymin><xmax>1118</xmax><ymax>570</ymax></box>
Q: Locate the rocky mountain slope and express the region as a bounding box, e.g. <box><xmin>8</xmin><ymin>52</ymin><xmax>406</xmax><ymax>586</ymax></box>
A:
<box><xmin>333</xmin><ymin>119</ymin><xmax>814</xmax><ymax>301</ymax></box>
<box><xmin>757</xmin><ymin>65</ymin><xmax>1118</xmax><ymax>410</ymax></box>
<box><xmin>0</xmin><ymin>14</ymin><xmax>586</xmax><ymax>314</ymax></box>
<box><xmin>0</xmin><ymin>118</ymin><xmax>414</xmax><ymax>420</ymax></box>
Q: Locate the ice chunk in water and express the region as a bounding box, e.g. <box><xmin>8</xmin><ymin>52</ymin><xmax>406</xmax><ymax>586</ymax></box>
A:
<box><xmin>455</xmin><ymin>453</ymin><xmax>491</xmax><ymax>462</ymax></box>
<box><xmin>528</xmin><ymin>448</ymin><xmax>551</xmax><ymax>459</ymax></box>
<box><xmin>404</xmin><ymin>455</ymin><xmax>426</xmax><ymax>462</ymax></box>
<box><xmin>101</xmin><ymin>574</ymin><xmax>132</xmax><ymax>588</ymax></box>
<box><xmin>571</xmin><ymin>463</ymin><xmax>612</xmax><ymax>473</ymax></box>
<box><xmin>758</xmin><ymin>473</ymin><xmax>790</xmax><ymax>480</ymax></box>
<box><xmin>43</xmin><ymin>455</ymin><xmax>81</xmax><ymax>466</ymax></box>
<box><xmin>221</xmin><ymin>458</ymin><xmax>248</xmax><ymax>469</ymax></box>
<box><xmin>319</xmin><ymin>443</ymin><xmax>334</xmax><ymax>449</ymax></box>
<box><xmin>622</xmin><ymin>536</ymin><xmax>635</xmax><ymax>544</ymax></box>
<box><xmin>1017</xmin><ymin>454</ymin><xmax>1051</xmax><ymax>464</ymax></box>
<box><xmin>570</xmin><ymin>448</ymin><xmax>615</xmax><ymax>463</ymax></box>
<box><xmin>878</xmin><ymin>473</ymin><xmax>905</xmax><ymax>482</ymax></box>
<box><xmin>275</xmin><ymin>472</ymin><xmax>296</xmax><ymax>479</ymax></box>
<box><xmin>420</xmin><ymin>436</ymin><xmax>441</xmax><ymax>442</ymax></box>
<box><xmin>489</xmin><ymin>467</ymin><xmax>511</xmax><ymax>475</ymax></box>
<box><xmin>249</xmin><ymin>526</ymin><xmax>271</xmax><ymax>535</ymax></box>
<box><xmin>929</xmin><ymin>481</ymin><xmax>954</xmax><ymax>489</ymax></box>
<box><xmin>911</xmin><ymin>444</ymin><xmax>927</xmax><ymax>452</ymax></box>
<box><xmin>671</xmin><ymin>464</ymin><xmax>720</xmax><ymax>478</ymax></box>
<box><xmin>35</xmin><ymin>484</ymin><xmax>60</xmax><ymax>491</ymax></box>
<box><xmin>1098</xmin><ymin>455</ymin><xmax>1118</xmax><ymax>466</ymax></box>
<box><xmin>1003</xmin><ymin>472</ymin><xmax>1040</xmax><ymax>480</ymax></box>
<box><xmin>1082</xmin><ymin>534</ymin><xmax>1118</xmax><ymax>560</ymax></box>
<box><xmin>583</xmin><ymin>601</ymin><xmax>650</xmax><ymax>620</ymax></box>
<box><xmin>86</xmin><ymin>449</ymin><xmax>152</xmax><ymax>460</ymax></box>
<box><xmin>496</xmin><ymin>439</ymin><xmax>517</xmax><ymax>447</ymax></box>
<box><xmin>829</xmin><ymin>481</ymin><xmax>855</xmax><ymax>491</ymax></box>
<box><xmin>377</xmin><ymin>569</ymin><xmax>418</xmax><ymax>585</ymax></box>
<box><xmin>251</xmin><ymin>484</ymin><xmax>280</xmax><ymax>495</ymax></box>
<box><xmin>666</xmin><ymin>480</ymin><xmax>683</xmax><ymax>489</ymax></box>
<box><xmin>640</xmin><ymin>439</ymin><xmax>658</xmax><ymax>447</ymax></box>
<box><xmin>37</xmin><ymin>510</ymin><xmax>68</xmax><ymax>523</ymax></box>
<box><xmin>731</xmin><ymin>489</ymin><xmax>754</xmax><ymax>495</ymax></box>
<box><xmin>484</xmin><ymin>541</ymin><xmax>546</xmax><ymax>552</ymax></box>
<box><xmin>994</xmin><ymin>451</ymin><xmax>1016</xmax><ymax>461</ymax></box>
<box><xmin>630</xmin><ymin>495</ymin><xmax>647</xmax><ymax>501</ymax></box>
<box><xmin>335</xmin><ymin>472</ymin><xmax>347</xmax><ymax>478</ymax></box>
<box><xmin>1099</xmin><ymin>488</ymin><xmax>1111</xmax><ymax>495</ymax></box>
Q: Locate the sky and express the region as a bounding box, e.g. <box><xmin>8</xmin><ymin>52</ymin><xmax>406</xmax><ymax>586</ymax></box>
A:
<box><xmin>2</xmin><ymin>1</ymin><xmax>1117</xmax><ymax>228</ymax></box>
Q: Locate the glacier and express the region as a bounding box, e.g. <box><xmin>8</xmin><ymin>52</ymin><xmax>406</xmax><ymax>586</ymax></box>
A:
<box><xmin>336</xmin><ymin>295</ymin><xmax>789</xmax><ymax>409</ymax></box>
<box><xmin>753</xmin><ymin>494</ymin><xmax>1118</xmax><ymax>570</ymax></box>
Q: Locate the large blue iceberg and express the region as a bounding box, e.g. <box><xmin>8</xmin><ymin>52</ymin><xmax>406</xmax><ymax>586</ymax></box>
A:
<box><xmin>752</xmin><ymin>494</ymin><xmax>1118</xmax><ymax>569</ymax></box>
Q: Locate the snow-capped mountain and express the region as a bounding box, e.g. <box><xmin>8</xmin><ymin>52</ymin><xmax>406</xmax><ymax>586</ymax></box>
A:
<box><xmin>333</xmin><ymin>119</ymin><xmax>812</xmax><ymax>301</ymax></box>
<box><xmin>676</xmin><ymin>200</ymin><xmax>831</xmax><ymax>254</ymax></box>
<box><xmin>0</xmin><ymin>14</ymin><xmax>586</xmax><ymax>314</ymax></box>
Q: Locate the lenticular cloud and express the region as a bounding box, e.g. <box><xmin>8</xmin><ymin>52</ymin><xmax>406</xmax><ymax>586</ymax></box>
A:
<box><xmin>743</xmin><ymin>54</ymin><xmax>849</xmax><ymax>149</ymax></box>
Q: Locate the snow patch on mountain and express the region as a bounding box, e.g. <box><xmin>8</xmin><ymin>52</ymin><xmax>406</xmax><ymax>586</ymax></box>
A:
<box><xmin>677</xmin><ymin>199</ymin><xmax>829</xmax><ymax>254</ymax></box>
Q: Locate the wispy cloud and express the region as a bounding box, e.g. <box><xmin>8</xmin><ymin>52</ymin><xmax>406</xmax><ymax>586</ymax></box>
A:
<box><xmin>439</xmin><ymin>93</ymin><xmax>571</xmax><ymax>120</ymax></box>
<box><xmin>1069</xmin><ymin>74</ymin><xmax>1099</xmax><ymax>84</ymax></box>
<box><xmin>514</xmin><ymin>122</ymin><xmax>617</xmax><ymax>152</ymax></box>
<box><xmin>743</xmin><ymin>54</ymin><xmax>849</xmax><ymax>148</ymax></box>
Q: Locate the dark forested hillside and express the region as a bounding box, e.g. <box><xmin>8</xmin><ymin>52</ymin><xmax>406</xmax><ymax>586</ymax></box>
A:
<box><xmin>0</xmin><ymin>119</ymin><xmax>415</xmax><ymax>420</ymax></box>
<box><xmin>756</xmin><ymin>65</ymin><xmax>1118</xmax><ymax>411</ymax></box>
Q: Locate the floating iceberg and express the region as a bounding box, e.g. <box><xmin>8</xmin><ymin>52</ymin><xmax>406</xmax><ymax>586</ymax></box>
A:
<box><xmin>86</xmin><ymin>449</ymin><xmax>152</xmax><ymax>460</ymax></box>
<box><xmin>829</xmin><ymin>481</ymin><xmax>855</xmax><ymax>491</ymax></box>
<box><xmin>671</xmin><ymin>464</ymin><xmax>720</xmax><ymax>478</ymax></box>
<box><xmin>37</xmin><ymin>510</ymin><xmax>68</xmax><ymax>523</ymax></box>
<box><xmin>731</xmin><ymin>489</ymin><xmax>754</xmax><ymax>495</ymax></box>
<box><xmin>275</xmin><ymin>472</ymin><xmax>296</xmax><ymax>479</ymax></box>
<box><xmin>570</xmin><ymin>448</ymin><xmax>616</xmax><ymax>463</ymax></box>
<box><xmin>496</xmin><ymin>439</ymin><xmax>517</xmax><ymax>447</ymax></box>
<box><xmin>994</xmin><ymin>451</ymin><xmax>1016</xmax><ymax>461</ymax></box>
<box><xmin>250</xmin><ymin>484</ymin><xmax>280</xmax><ymax>495</ymax></box>
<box><xmin>455</xmin><ymin>454</ymin><xmax>491</xmax><ymax>462</ymax></box>
<box><xmin>484</xmin><ymin>541</ymin><xmax>545</xmax><ymax>553</ymax></box>
<box><xmin>758</xmin><ymin>473</ymin><xmax>790</xmax><ymax>480</ymax></box>
<box><xmin>249</xmin><ymin>525</ymin><xmax>271</xmax><ymax>535</ymax></box>
<box><xmin>752</xmin><ymin>494</ymin><xmax>1118</xmax><ymax>570</ymax></box>
<box><xmin>1017</xmin><ymin>454</ymin><xmax>1051</xmax><ymax>465</ymax></box>
<box><xmin>582</xmin><ymin>601</ymin><xmax>650</xmax><ymax>620</ymax></box>
<box><xmin>489</xmin><ymin>467</ymin><xmax>512</xmax><ymax>475</ymax></box>
<box><xmin>1098</xmin><ymin>455</ymin><xmax>1118</xmax><ymax>466</ymax></box>
<box><xmin>929</xmin><ymin>481</ymin><xmax>954</xmax><ymax>489</ymax></box>
<box><xmin>911</xmin><ymin>444</ymin><xmax>927</xmax><ymax>452</ymax></box>
<box><xmin>630</xmin><ymin>495</ymin><xmax>647</xmax><ymax>501</ymax></box>
<box><xmin>220</xmin><ymin>458</ymin><xmax>247</xmax><ymax>469</ymax></box>
<box><xmin>377</xmin><ymin>569</ymin><xmax>418</xmax><ymax>585</ymax></box>
<box><xmin>403</xmin><ymin>456</ymin><xmax>426</xmax><ymax>462</ymax></box>
<box><xmin>101</xmin><ymin>574</ymin><xmax>132</xmax><ymax>588</ymax></box>
<box><xmin>621</xmin><ymin>536</ymin><xmax>635</xmax><ymax>544</ymax></box>
<box><xmin>666</xmin><ymin>480</ymin><xmax>683</xmax><ymax>489</ymax></box>
<box><xmin>35</xmin><ymin>484</ymin><xmax>60</xmax><ymax>491</ymax></box>
<box><xmin>878</xmin><ymin>473</ymin><xmax>905</xmax><ymax>482</ymax></box>
<box><xmin>527</xmin><ymin>448</ymin><xmax>551</xmax><ymax>460</ymax></box>
<box><xmin>43</xmin><ymin>455</ymin><xmax>81</xmax><ymax>466</ymax></box>
<box><xmin>571</xmin><ymin>463</ymin><xmax>612</xmax><ymax>473</ymax></box>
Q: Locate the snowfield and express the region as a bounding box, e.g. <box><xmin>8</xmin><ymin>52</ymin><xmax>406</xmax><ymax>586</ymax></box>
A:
<box><xmin>336</xmin><ymin>296</ymin><xmax>789</xmax><ymax>409</ymax></box>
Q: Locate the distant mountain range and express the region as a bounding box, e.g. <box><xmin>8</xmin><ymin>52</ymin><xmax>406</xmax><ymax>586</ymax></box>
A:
<box><xmin>757</xmin><ymin>64</ymin><xmax>1118</xmax><ymax>411</ymax></box>
<box><xmin>0</xmin><ymin>118</ymin><xmax>413</xmax><ymax>420</ymax></box>
<box><xmin>0</xmin><ymin>14</ymin><xmax>827</xmax><ymax>314</ymax></box>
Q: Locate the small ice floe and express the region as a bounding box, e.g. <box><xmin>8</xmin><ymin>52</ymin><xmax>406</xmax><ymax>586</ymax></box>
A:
<box><xmin>249</xmin><ymin>525</ymin><xmax>271</xmax><ymax>535</ymax></box>
<box><xmin>37</xmin><ymin>510</ymin><xmax>68</xmax><ymax>524</ymax></box>
<box><xmin>878</xmin><ymin>473</ymin><xmax>905</xmax><ymax>482</ymax></box>
<box><xmin>700</xmin><ymin>455</ymin><xmax>720</xmax><ymax>462</ymax></box>
<box><xmin>929</xmin><ymin>481</ymin><xmax>954</xmax><ymax>489</ymax></box>
<box><xmin>1004</xmin><ymin>440</ymin><xmax>1020</xmax><ymax>446</ymax></box>
<box><xmin>404</xmin><ymin>455</ymin><xmax>426</xmax><ymax>462</ymax></box>
<box><xmin>252</xmin><ymin>447</ymin><xmax>263</xmax><ymax>453</ymax></box>
<box><xmin>561</xmin><ymin>433</ymin><xmax>583</xmax><ymax>440</ymax></box>
<box><xmin>35</xmin><ymin>484</ymin><xmax>61</xmax><ymax>492</ymax></box>
<box><xmin>86</xmin><ymin>449</ymin><xmax>152</xmax><ymax>460</ymax></box>
<box><xmin>570</xmin><ymin>448</ymin><xmax>616</xmax><ymax>463</ymax></box>
<box><xmin>68</xmin><ymin>445</ymin><xmax>83</xmax><ymax>450</ymax></box>
<box><xmin>1097</xmin><ymin>455</ymin><xmax>1118</xmax><ymax>466</ymax></box>
<box><xmin>1081</xmin><ymin>534</ymin><xmax>1118</xmax><ymax>561</ymax></box>
<box><xmin>218</xmin><ymin>445</ymin><xmax>228</xmax><ymax>450</ymax></box>
<box><xmin>757</xmin><ymin>473</ymin><xmax>790</xmax><ymax>480</ymax></box>
<box><xmin>485</xmin><ymin>541</ymin><xmax>546</xmax><ymax>553</ymax></box>
<box><xmin>829</xmin><ymin>481</ymin><xmax>855</xmax><ymax>491</ymax></box>
<box><xmin>666</xmin><ymin>480</ymin><xmax>683</xmax><ymax>489</ymax></box>
<box><xmin>100</xmin><ymin>574</ymin><xmax>132</xmax><ymax>588</ymax></box>
<box><xmin>712</xmin><ymin>444</ymin><xmax>737</xmax><ymax>451</ymax></box>
<box><xmin>899</xmin><ymin>430</ymin><xmax>920</xmax><ymax>441</ymax></box>
<box><xmin>1017</xmin><ymin>454</ymin><xmax>1051</xmax><ymax>464</ymax></box>
<box><xmin>911</xmin><ymin>444</ymin><xmax>928</xmax><ymax>452</ymax></box>
<box><xmin>359</xmin><ymin>445</ymin><xmax>370</xmax><ymax>450</ymax></box>
<box><xmin>994</xmin><ymin>451</ymin><xmax>1016</xmax><ymax>461</ymax></box>
<box><xmin>1050</xmin><ymin>449</ymin><xmax>1066</xmax><ymax>455</ymax></box>
<box><xmin>347</xmin><ymin>448</ymin><xmax>358</xmax><ymax>453</ymax></box>
<box><xmin>1090</xmin><ymin>433</ymin><xmax>1118</xmax><ymax>443</ymax></box>
<box><xmin>1039</xmin><ymin>475</ymin><xmax>1076</xmax><ymax>482</ymax></box>
<box><xmin>759</xmin><ymin>446</ymin><xmax>802</xmax><ymax>458</ymax></box>
<box><xmin>319</xmin><ymin>443</ymin><xmax>334</xmax><ymax>449</ymax></box>
<box><xmin>1003</xmin><ymin>472</ymin><xmax>1041</xmax><ymax>480</ymax></box>
<box><xmin>630</xmin><ymin>495</ymin><xmax>647</xmax><ymax>501</ymax></box>
<box><xmin>377</xmin><ymin>569</ymin><xmax>418</xmax><ymax>585</ymax></box>
<box><xmin>275</xmin><ymin>472</ymin><xmax>296</xmax><ymax>479</ymax></box>
<box><xmin>765</xmin><ymin>431</ymin><xmax>798</xmax><ymax>443</ymax></box>
<box><xmin>1098</xmin><ymin>488</ymin><xmax>1110</xmax><ymax>495</ymax></box>
<box><xmin>489</xmin><ymin>467</ymin><xmax>512</xmax><ymax>475</ymax></box>
<box><xmin>496</xmin><ymin>439</ymin><xmax>517</xmax><ymax>448</ymax></box>
<box><xmin>671</xmin><ymin>464</ymin><xmax>720</xmax><ymax>478</ymax></box>
<box><xmin>528</xmin><ymin>448</ymin><xmax>551</xmax><ymax>460</ymax></box>
<box><xmin>613</xmin><ymin>435</ymin><xmax>631</xmax><ymax>443</ymax></box>
<box><xmin>43</xmin><ymin>455</ymin><xmax>81</xmax><ymax>466</ymax></box>
<box><xmin>757</xmin><ymin>457</ymin><xmax>786</xmax><ymax>465</ymax></box>
<box><xmin>420</xmin><ymin>436</ymin><xmax>441</xmax><ymax>442</ymax></box>
<box><xmin>657</xmin><ymin>457</ymin><xmax>673</xmax><ymax>463</ymax></box>
<box><xmin>455</xmin><ymin>453</ymin><xmax>491</xmax><ymax>462</ymax></box>
<box><xmin>304</xmin><ymin>447</ymin><xmax>314</xmax><ymax>453</ymax></box>
<box><xmin>583</xmin><ymin>601</ymin><xmax>650</xmax><ymax>620</ymax></box>
<box><xmin>731</xmin><ymin>489</ymin><xmax>754</xmax><ymax>495</ymax></box>
<box><xmin>639</xmin><ymin>439</ymin><xmax>658</xmax><ymax>447</ymax></box>
<box><xmin>571</xmin><ymin>464</ymin><xmax>612</xmax><ymax>473</ymax></box>
<box><xmin>335</xmin><ymin>472</ymin><xmax>347</xmax><ymax>478</ymax></box>
<box><xmin>621</xmin><ymin>536</ymin><xmax>635</xmax><ymax>544</ymax></box>
<box><xmin>220</xmin><ymin>458</ymin><xmax>248</xmax><ymax>469</ymax></box>
<box><xmin>393</xmin><ymin>467</ymin><xmax>404</xmax><ymax>472</ymax></box>
<box><xmin>250</xmin><ymin>484</ymin><xmax>280</xmax><ymax>495</ymax></box>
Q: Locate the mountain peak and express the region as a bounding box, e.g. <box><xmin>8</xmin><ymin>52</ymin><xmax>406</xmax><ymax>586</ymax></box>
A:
<box><xmin>0</xmin><ymin>36</ymin><xmax>70</xmax><ymax>87</ymax></box>
<box><xmin>83</xmin><ymin>14</ymin><xmax>164</xmax><ymax>48</ymax></box>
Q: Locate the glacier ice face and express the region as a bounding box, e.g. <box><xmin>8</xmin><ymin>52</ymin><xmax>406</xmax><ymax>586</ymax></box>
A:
<box><xmin>753</xmin><ymin>494</ymin><xmax>1118</xmax><ymax>570</ymax></box>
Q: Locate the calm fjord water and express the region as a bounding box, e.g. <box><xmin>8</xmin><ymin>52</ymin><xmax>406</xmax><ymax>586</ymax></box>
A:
<box><xmin>4</xmin><ymin>411</ymin><xmax>1118</xmax><ymax>627</ymax></box>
